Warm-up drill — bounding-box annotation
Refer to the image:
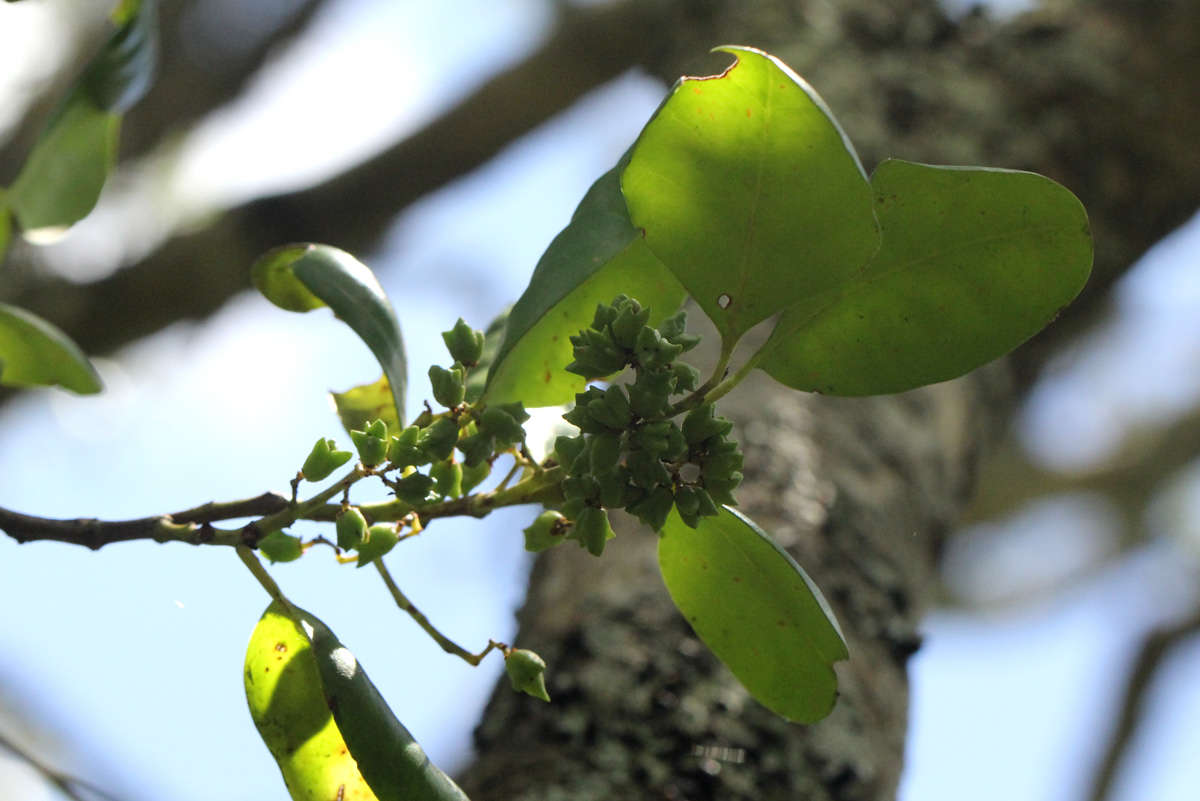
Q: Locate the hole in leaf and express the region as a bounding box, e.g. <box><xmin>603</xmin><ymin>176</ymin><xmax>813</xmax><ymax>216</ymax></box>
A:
<box><xmin>717</xmin><ymin>293</ymin><xmax>732</xmax><ymax>309</ymax></box>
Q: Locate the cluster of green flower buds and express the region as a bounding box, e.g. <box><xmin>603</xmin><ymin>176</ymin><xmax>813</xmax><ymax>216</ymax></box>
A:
<box><xmin>535</xmin><ymin>296</ymin><xmax>744</xmax><ymax>556</ymax></box>
<box><xmin>284</xmin><ymin>317</ymin><xmax>535</xmax><ymax>566</ymax></box>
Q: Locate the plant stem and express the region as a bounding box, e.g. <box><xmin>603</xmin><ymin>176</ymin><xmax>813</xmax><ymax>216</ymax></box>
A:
<box><xmin>374</xmin><ymin>559</ymin><xmax>499</xmax><ymax>665</ymax></box>
<box><xmin>236</xmin><ymin>546</ymin><xmax>293</xmax><ymax>610</ymax></box>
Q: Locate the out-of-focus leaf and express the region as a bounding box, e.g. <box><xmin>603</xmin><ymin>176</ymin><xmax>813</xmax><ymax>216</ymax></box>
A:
<box><xmin>331</xmin><ymin>376</ymin><xmax>402</xmax><ymax>439</ymax></box>
<box><xmin>657</xmin><ymin>506</ymin><xmax>848</xmax><ymax>723</ymax></box>
<box><xmin>621</xmin><ymin>46</ymin><xmax>879</xmax><ymax>345</ymax></box>
<box><xmin>84</xmin><ymin>0</ymin><xmax>159</xmax><ymax>114</ymax></box>
<box><xmin>0</xmin><ymin>302</ymin><xmax>102</xmax><ymax>394</ymax></box>
<box><xmin>484</xmin><ymin>161</ymin><xmax>685</xmax><ymax>408</ymax></box>
<box><xmin>758</xmin><ymin>160</ymin><xmax>1093</xmax><ymax>394</ymax></box>
<box><xmin>5</xmin><ymin>0</ymin><xmax>157</xmax><ymax>232</ymax></box>
<box><xmin>0</xmin><ymin>205</ymin><xmax>9</xmax><ymax>263</ymax></box>
<box><xmin>7</xmin><ymin>93</ymin><xmax>118</xmax><ymax>232</ymax></box>
<box><xmin>253</xmin><ymin>244</ymin><xmax>407</xmax><ymax>424</ymax></box>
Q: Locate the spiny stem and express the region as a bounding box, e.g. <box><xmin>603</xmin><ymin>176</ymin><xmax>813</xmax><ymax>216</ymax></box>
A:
<box><xmin>374</xmin><ymin>559</ymin><xmax>498</xmax><ymax>665</ymax></box>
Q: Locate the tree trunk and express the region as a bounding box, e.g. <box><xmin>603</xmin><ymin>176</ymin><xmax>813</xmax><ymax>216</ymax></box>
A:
<box><xmin>457</xmin><ymin>1</ymin><xmax>1200</xmax><ymax>799</ymax></box>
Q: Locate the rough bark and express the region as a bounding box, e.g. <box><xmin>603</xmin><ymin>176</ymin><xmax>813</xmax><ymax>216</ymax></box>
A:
<box><xmin>457</xmin><ymin>1</ymin><xmax>1200</xmax><ymax>799</ymax></box>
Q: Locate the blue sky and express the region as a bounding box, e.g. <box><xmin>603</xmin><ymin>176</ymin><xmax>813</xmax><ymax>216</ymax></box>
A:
<box><xmin>2</xmin><ymin>2</ymin><xmax>1199</xmax><ymax>799</ymax></box>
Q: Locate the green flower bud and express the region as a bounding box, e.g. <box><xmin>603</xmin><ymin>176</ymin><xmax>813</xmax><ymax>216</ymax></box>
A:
<box><xmin>597</xmin><ymin>468</ymin><xmax>632</xmax><ymax>509</ymax></box>
<box><xmin>628</xmin><ymin>367</ymin><xmax>674</xmax><ymax>419</ymax></box>
<box><xmin>257</xmin><ymin>530</ymin><xmax>302</xmax><ymax>563</ymax></box>
<box><xmin>479</xmin><ymin>403</ymin><xmax>528</xmax><ymax>446</ymax></box>
<box><xmin>428</xmin><ymin>364</ymin><xmax>466</xmax><ymax>408</ymax></box>
<box><xmin>460</xmin><ymin>459</ymin><xmax>491</xmax><ymax>494</ymax></box>
<box><xmin>704</xmin><ymin>472</ymin><xmax>743</xmax><ymax>506</ymax></box>
<box><xmin>387</xmin><ymin>425</ymin><xmax>427</xmax><ymax>468</ymax></box>
<box><xmin>458</xmin><ymin>430</ymin><xmax>496</xmax><ymax>467</ymax></box>
<box><xmin>671</xmin><ymin>361</ymin><xmax>701</xmax><ymax>394</ymax></box>
<box><xmin>355</xmin><ymin>524</ymin><xmax>399</xmax><ymax>568</ymax></box>
<box><xmin>561</xmin><ymin>474</ymin><xmax>600</xmax><ymax>503</ymax></box>
<box><xmin>335</xmin><ymin>506</ymin><xmax>369</xmax><ymax>551</ymax></box>
<box><xmin>588</xmin><ymin>433</ymin><xmax>622</xmax><ymax>474</ymax></box>
<box><xmin>682</xmin><ymin>404</ymin><xmax>732</xmax><ymax>445</ymax></box>
<box><xmin>301</xmin><ymin>438</ymin><xmax>353</xmax><ymax>481</ymax></box>
<box><xmin>350</xmin><ymin>419</ymin><xmax>389</xmax><ymax>467</ymax></box>
<box><xmin>609</xmin><ymin>298</ymin><xmax>651</xmax><ymax>350</ymax></box>
<box><xmin>430</xmin><ymin>459</ymin><xmax>463</xmax><ymax>498</ymax></box>
<box><xmin>522</xmin><ymin>510</ymin><xmax>567</xmax><ymax>553</ymax></box>
<box><xmin>634</xmin><ymin>326</ymin><xmax>683</xmax><ymax>370</ymax></box>
<box><xmin>393</xmin><ymin>472</ymin><xmax>435</xmax><ymax>504</ymax></box>
<box><xmin>554</xmin><ymin>434</ymin><xmax>587</xmax><ymax>471</ymax></box>
<box><xmin>566</xmin><ymin>328</ymin><xmax>628</xmax><ymax>378</ymax></box>
<box><xmin>590</xmin><ymin>301</ymin><xmax>620</xmax><ymax>332</ymax></box>
<box><xmin>628</xmin><ymin>485</ymin><xmax>676</xmax><ymax>532</ymax></box>
<box><xmin>586</xmin><ymin>386</ymin><xmax>631</xmax><ymax>431</ymax></box>
<box><xmin>625</xmin><ymin>449</ymin><xmax>671</xmax><ymax>490</ymax></box>
<box><xmin>442</xmin><ymin>318</ymin><xmax>485</xmax><ymax>366</ymax></box>
<box><xmin>418</xmin><ymin>417</ymin><xmax>459</xmax><ymax>462</ymax></box>
<box><xmin>505</xmin><ymin>648</ymin><xmax>550</xmax><ymax>702</ymax></box>
<box><xmin>657</xmin><ymin>309</ymin><xmax>701</xmax><ymax>353</ymax></box>
<box><xmin>571</xmin><ymin>505</ymin><xmax>614</xmax><ymax>556</ymax></box>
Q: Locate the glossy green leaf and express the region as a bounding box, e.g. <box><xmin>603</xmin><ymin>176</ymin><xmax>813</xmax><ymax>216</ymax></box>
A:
<box><xmin>7</xmin><ymin>92</ymin><xmax>119</xmax><ymax>232</ymax></box>
<box><xmin>658</xmin><ymin>506</ymin><xmax>848</xmax><ymax>723</ymax></box>
<box><xmin>0</xmin><ymin>302</ymin><xmax>102</xmax><ymax>394</ymax></box>
<box><xmin>253</xmin><ymin>244</ymin><xmax>407</xmax><ymax>424</ymax></box>
<box><xmin>332</xmin><ymin>376</ymin><xmax>402</xmax><ymax>439</ymax></box>
<box><xmin>758</xmin><ymin>160</ymin><xmax>1093</xmax><ymax>395</ymax></box>
<box><xmin>298</xmin><ymin>604</ymin><xmax>471</xmax><ymax>800</ymax></box>
<box><xmin>621</xmin><ymin>46</ymin><xmax>879</xmax><ymax>344</ymax></box>
<box><xmin>244</xmin><ymin>603</ymin><xmax>380</xmax><ymax>801</ymax></box>
<box><xmin>483</xmin><ymin>162</ymin><xmax>685</xmax><ymax>407</ymax></box>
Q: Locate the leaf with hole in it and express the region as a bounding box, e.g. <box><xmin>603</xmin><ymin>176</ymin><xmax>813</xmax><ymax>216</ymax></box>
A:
<box><xmin>483</xmin><ymin>161</ymin><xmax>685</xmax><ymax>408</ymax></box>
<box><xmin>0</xmin><ymin>302</ymin><xmax>102</xmax><ymax>394</ymax></box>
<box><xmin>6</xmin><ymin>0</ymin><xmax>157</xmax><ymax>232</ymax></box>
<box><xmin>757</xmin><ymin>160</ymin><xmax>1093</xmax><ymax>395</ymax></box>
<box><xmin>253</xmin><ymin>244</ymin><xmax>407</xmax><ymax>424</ymax></box>
<box><xmin>658</xmin><ymin>506</ymin><xmax>848</xmax><ymax>723</ymax></box>
<box><xmin>331</xmin><ymin>376</ymin><xmax>402</xmax><ymax>439</ymax></box>
<box><xmin>621</xmin><ymin>45</ymin><xmax>879</xmax><ymax>345</ymax></box>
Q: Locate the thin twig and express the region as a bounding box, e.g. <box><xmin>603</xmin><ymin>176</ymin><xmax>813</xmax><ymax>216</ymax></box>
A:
<box><xmin>0</xmin><ymin>729</ymin><xmax>123</xmax><ymax>801</ymax></box>
<box><xmin>374</xmin><ymin>560</ymin><xmax>499</xmax><ymax>666</ymax></box>
<box><xmin>1085</xmin><ymin>607</ymin><xmax>1200</xmax><ymax>801</ymax></box>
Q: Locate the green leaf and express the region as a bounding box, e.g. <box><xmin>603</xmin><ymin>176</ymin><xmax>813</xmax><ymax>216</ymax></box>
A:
<box><xmin>5</xmin><ymin>0</ymin><xmax>156</xmax><ymax>232</ymax></box>
<box><xmin>7</xmin><ymin>92</ymin><xmax>119</xmax><ymax>232</ymax></box>
<box><xmin>0</xmin><ymin>204</ymin><xmax>10</xmax><ymax>263</ymax></box>
<box><xmin>758</xmin><ymin>159</ymin><xmax>1094</xmax><ymax>395</ymax></box>
<box><xmin>0</xmin><ymin>302</ymin><xmax>102</xmax><ymax>394</ymax></box>
<box><xmin>244</xmin><ymin>604</ymin><xmax>380</xmax><ymax>800</ymax></box>
<box><xmin>657</xmin><ymin>506</ymin><xmax>848</xmax><ymax>723</ymax></box>
<box><xmin>332</xmin><ymin>376</ymin><xmax>402</xmax><ymax>440</ymax></box>
<box><xmin>483</xmin><ymin>161</ymin><xmax>685</xmax><ymax>408</ymax></box>
<box><xmin>621</xmin><ymin>45</ymin><xmax>880</xmax><ymax>344</ymax></box>
<box><xmin>253</xmin><ymin>244</ymin><xmax>407</xmax><ymax>424</ymax></box>
<box><xmin>298</xmin><ymin>604</ymin><xmax>472</xmax><ymax>800</ymax></box>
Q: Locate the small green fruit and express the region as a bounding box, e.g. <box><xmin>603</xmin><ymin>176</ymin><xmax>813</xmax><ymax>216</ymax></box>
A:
<box><xmin>505</xmin><ymin>648</ymin><xmax>550</xmax><ymax>702</ymax></box>
<box><xmin>355</xmin><ymin>524</ymin><xmax>399</xmax><ymax>568</ymax></box>
<box><xmin>428</xmin><ymin>364</ymin><xmax>466</xmax><ymax>408</ymax></box>
<box><xmin>257</xmin><ymin>530</ymin><xmax>303</xmax><ymax>563</ymax></box>
<box><xmin>350</xmin><ymin>419</ymin><xmax>389</xmax><ymax>467</ymax></box>
<box><xmin>418</xmin><ymin>417</ymin><xmax>459</xmax><ymax>461</ymax></box>
<box><xmin>335</xmin><ymin>506</ymin><xmax>369</xmax><ymax>551</ymax></box>
<box><xmin>523</xmin><ymin>510</ymin><xmax>567</xmax><ymax>552</ymax></box>
<box><xmin>430</xmin><ymin>459</ymin><xmax>463</xmax><ymax>498</ymax></box>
